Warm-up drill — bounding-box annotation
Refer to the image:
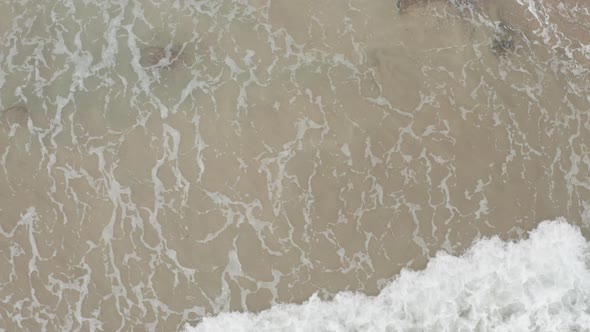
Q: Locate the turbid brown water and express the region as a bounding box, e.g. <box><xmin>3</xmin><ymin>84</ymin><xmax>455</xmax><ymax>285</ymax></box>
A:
<box><xmin>0</xmin><ymin>0</ymin><xmax>589</xmax><ymax>330</ymax></box>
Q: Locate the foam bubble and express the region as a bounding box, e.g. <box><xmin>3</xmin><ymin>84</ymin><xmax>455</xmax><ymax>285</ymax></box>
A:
<box><xmin>184</xmin><ymin>218</ymin><xmax>590</xmax><ymax>331</ymax></box>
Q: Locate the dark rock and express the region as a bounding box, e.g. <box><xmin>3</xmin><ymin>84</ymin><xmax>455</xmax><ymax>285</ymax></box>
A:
<box><xmin>491</xmin><ymin>22</ymin><xmax>516</xmax><ymax>56</ymax></box>
<box><xmin>139</xmin><ymin>46</ymin><xmax>183</xmax><ymax>69</ymax></box>
<box><xmin>397</xmin><ymin>0</ymin><xmax>428</xmax><ymax>13</ymax></box>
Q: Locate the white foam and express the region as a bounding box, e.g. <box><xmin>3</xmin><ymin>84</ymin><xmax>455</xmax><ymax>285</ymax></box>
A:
<box><xmin>184</xmin><ymin>218</ymin><xmax>590</xmax><ymax>331</ymax></box>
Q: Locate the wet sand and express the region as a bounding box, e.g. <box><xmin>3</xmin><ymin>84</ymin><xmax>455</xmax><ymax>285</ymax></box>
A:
<box><xmin>0</xmin><ymin>0</ymin><xmax>589</xmax><ymax>330</ymax></box>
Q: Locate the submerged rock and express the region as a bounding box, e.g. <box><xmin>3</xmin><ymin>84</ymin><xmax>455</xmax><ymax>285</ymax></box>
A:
<box><xmin>139</xmin><ymin>45</ymin><xmax>183</xmax><ymax>69</ymax></box>
<box><xmin>491</xmin><ymin>38</ymin><xmax>515</xmax><ymax>56</ymax></box>
<box><xmin>396</xmin><ymin>0</ymin><xmax>433</xmax><ymax>13</ymax></box>
<box><xmin>1</xmin><ymin>105</ymin><xmax>28</xmax><ymax>128</ymax></box>
<box><xmin>397</xmin><ymin>0</ymin><xmax>464</xmax><ymax>13</ymax></box>
<box><xmin>491</xmin><ymin>22</ymin><xmax>516</xmax><ymax>57</ymax></box>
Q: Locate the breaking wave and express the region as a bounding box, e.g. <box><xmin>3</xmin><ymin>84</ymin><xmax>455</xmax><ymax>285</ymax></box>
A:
<box><xmin>185</xmin><ymin>218</ymin><xmax>590</xmax><ymax>332</ymax></box>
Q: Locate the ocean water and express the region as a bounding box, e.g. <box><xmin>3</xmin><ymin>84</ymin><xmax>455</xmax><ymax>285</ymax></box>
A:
<box><xmin>186</xmin><ymin>219</ymin><xmax>590</xmax><ymax>331</ymax></box>
<box><xmin>1</xmin><ymin>0</ymin><xmax>590</xmax><ymax>330</ymax></box>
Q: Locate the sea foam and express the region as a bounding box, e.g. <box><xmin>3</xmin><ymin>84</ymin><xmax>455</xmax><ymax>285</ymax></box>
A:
<box><xmin>184</xmin><ymin>218</ymin><xmax>590</xmax><ymax>331</ymax></box>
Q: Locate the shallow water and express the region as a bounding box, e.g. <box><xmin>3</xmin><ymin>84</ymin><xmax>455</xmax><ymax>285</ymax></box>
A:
<box><xmin>0</xmin><ymin>0</ymin><xmax>589</xmax><ymax>330</ymax></box>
